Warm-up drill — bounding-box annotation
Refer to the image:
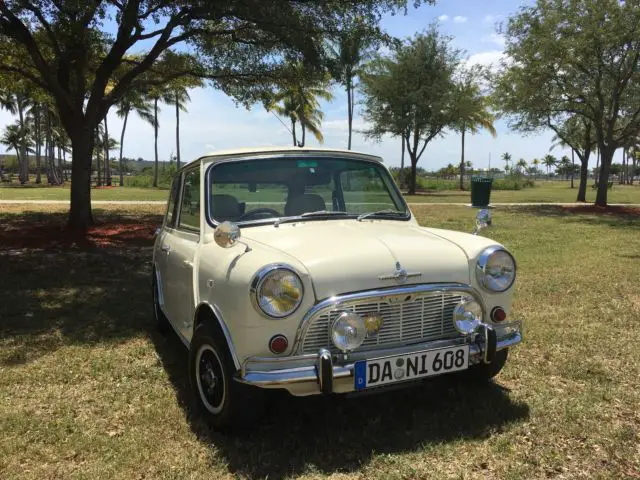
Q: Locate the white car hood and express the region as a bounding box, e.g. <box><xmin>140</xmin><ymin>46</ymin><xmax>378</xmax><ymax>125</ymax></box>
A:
<box><xmin>242</xmin><ymin>220</ymin><xmax>471</xmax><ymax>300</ymax></box>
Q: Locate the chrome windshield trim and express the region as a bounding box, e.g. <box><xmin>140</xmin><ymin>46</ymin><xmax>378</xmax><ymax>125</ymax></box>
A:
<box><xmin>291</xmin><ymin>283</ymin><xmax>486</xmax><ymax>355</ymax></box>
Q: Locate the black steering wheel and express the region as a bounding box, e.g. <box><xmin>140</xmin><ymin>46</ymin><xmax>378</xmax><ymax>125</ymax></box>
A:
<box><xmin>237</xmin><ymin>208</ymin><xmax>281</xmax><ymax>221</ymax></box>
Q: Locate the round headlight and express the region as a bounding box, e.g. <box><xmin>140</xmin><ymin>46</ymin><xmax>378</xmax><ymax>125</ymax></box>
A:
<box><xmin>476</xmin><ymin>247</ymin><xmax>516</xmax><ymax>292</ymax></box>
<box><xmin>453</xmin><ymin>297</ymin><xmax>483</xmax><ymax>335</ymax></box>
<box><xmin>331</xmin><ymin>311</ymin><xmax>367</xmax><ymax>352</ymax></box>
<box><xmin>252</xmin><ymin>266</ymin><xmax>303</xmax><ymax>318</ymax></box>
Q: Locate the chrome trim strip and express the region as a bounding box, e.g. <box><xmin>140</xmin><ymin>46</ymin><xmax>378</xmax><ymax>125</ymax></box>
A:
<box><xmin>237</xmin><ymin>329</ymin><xmax>522</xmax><ymax>391</ymax></box>
<box><xmin>476</xmin><ymin>245</ymin><xmax>517</xmax><ymax>293</ymax></box>
<box><xmin>249</xmin><ymin>263</ymin><xmax>305</xmax><ymax>319</ymax></box>
<box><xmin>196</xmin><ymin>302</ymin><xmax>242</xmax><ymax>370</ymax></box>
<box><xmin>292</xmin><ymin>283</ymin><xmax>486</xmax><ymax>355</ymax></box>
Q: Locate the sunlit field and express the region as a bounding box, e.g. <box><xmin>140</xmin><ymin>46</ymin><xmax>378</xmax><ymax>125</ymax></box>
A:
<box><xmin>1</xmin><ymin>203</ymin><xmax>638</xmax><ymax>479</ymax></box>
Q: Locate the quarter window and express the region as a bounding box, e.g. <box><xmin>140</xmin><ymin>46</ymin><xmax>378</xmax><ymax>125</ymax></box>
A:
<box><xmin>178</xmin><ymin>168</ymin><xmax>200</xmax><ymax>232</ymax></box>
<box><xmin>165</xmin><ymin>175</ymin><xmax>181</xmax><ymax>228</ymax></box>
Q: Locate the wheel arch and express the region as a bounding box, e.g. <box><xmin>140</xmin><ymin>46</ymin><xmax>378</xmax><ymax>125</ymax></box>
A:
<box><xmin>193</xmin><ymin>303</ymin><xmax>241</xmax><ymax>371</ymax></box>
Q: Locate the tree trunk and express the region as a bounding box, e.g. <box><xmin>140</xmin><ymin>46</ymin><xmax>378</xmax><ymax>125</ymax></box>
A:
<box><xmin>459</xmin><ymin>127</ymin><xmax>465</xmax><ymax>190</ymax></box>
<box><xmin>576</xmin><ymin>151</ymin><xmax>590</xmax><ymax>202</ymax></box>
<box><xmin>300</xmin><ymin>123</ymin><xmax>306</xmax><ymax>147</ymax></box>
<box><xmin>17</xmin><ymin>99</ymin><xmax>28</xmax><ymax>184</ymax></box>
<box><xmin>175</xmin><ymin>93</ymin><xmax>181</xmax><ymax>170</ymax></box>
<box><xmin>346</xmin><ymin>79</ymin><xmax>353</xmax><ymax>150</ymax></box>
<box><xmin>153</xmin><ymin>98</ymin><xmax>159</xmax><ymax>188</ymax></box>
<box><xmin>570</xmin><ymin>149</ymin><xmax>575</xmax><ymax>188</ymax></box>
<box><xmin>68</xmin><ymin>126</ymin><xmax>95</xmax><ymax>229</ymax></box>
<box><xmin>291</xmin><ymin>118</ymin><xmax>297</xmax><ymax>146</ymax></box>
<box><xmin>95</xmin><ymin>126</ymin><xmax>102</xmax><ymax>187</ymax></box>
<box><xmin>104</xmin><ymin>116</ymin><xmax>111</xmax><ymax>186</ymax></box>
<box><xmin>34</xmin><ymin>104</ymin><xmax>41</xmax><ymax>184</ymax></box>
<box><xmin>408</xmin><ymin>153</ymin><xmax>418</xmax><ymax>195</ymax></box>
<box><xmin>119</xmin><ymin>109</ymin><xmax>128</xmax><ymax>187</ymax></box>
<box><xmin>594</xmin><ymin>147</ymin><xmax>600</xmax><ymax>185</ymax></box>
<box><xmin>595</xmin><ymin>147</ymin><xmax>614</xmax><ymax>207</ymax></box>
<box><xmin>400</xmin><ymin>134</ymin><xmax>405</xmax><ymax>189</ymax></box>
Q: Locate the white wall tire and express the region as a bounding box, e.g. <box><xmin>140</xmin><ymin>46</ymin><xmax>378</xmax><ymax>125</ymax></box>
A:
<box><xmin>194</xmin><ymin>344</ymin><xmax>226</xmax><ymax>414</ymax></box>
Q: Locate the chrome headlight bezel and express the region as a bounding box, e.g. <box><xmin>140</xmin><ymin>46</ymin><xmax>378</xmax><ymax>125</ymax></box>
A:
<box><xmin>250</xmin><ymin>264</ymin><xmax>304</xmax><ymax>319</ymax></box>
<box><xmin>476</xmin><ymin>246</ymin><xmax>517</xmax><ymax>293</ymax></box>
<box><xmin>331</xmin><ymin>311</ymin><xmax>367</xmax><ymax>353</ymax></box>
<box><xmin>452</xmin><ymin>297</ymin><xmax>483</xmax><ymax>335</ymax></box>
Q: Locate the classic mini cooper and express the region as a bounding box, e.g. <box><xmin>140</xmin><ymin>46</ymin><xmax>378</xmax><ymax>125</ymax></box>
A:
<box><xmin>152</xmin><ymin>147</ymin><xmax>522</xmax><ymax>427</ymax></box>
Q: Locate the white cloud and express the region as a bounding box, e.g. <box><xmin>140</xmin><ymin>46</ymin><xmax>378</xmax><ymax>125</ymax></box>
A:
<box><xmin>438</xmin><ymin>14</ymin><xmax>449</xmax><ymax>22</ymax></box>
<box><xmin>483</xmin><ymin>14</ymin><xmax>502</xmax><ymax>24</ymax></box>
<box><xmin>453</xmin><ymin>16</ymin><xmax>468</xmax><ymax>24</ymax></box>
<box><xmin>482</xmin><ymin>33</ymin><xmax>505</xmax><ymax>47</ymax></box>
<box><xmin>466</xmin><ymin>50</ymin><xmax>506</xmax><ymax>70</ymax></box>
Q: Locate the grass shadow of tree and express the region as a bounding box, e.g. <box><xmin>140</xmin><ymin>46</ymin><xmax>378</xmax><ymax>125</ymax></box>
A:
<box><xmin>151</xmin><ymin>328</ymin><xmax>530</xmax><ymax>479</ymax></box>
<box><xmin>502</xmin><ymin>205</ymin><xmax>640</xmax><ymax>230</ymax></box>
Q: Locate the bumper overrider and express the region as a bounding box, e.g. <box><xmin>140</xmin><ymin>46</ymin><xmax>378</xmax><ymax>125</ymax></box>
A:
<box><xmin>235</xmin><ymin>320</ymin><xmax>522</xmax><ymax>396</ymax></box>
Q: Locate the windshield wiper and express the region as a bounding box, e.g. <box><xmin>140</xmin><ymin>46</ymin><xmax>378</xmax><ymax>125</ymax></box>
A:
<box><xmin>300</xmin><ymin>210</ymin><xmax>348</xmax><ymax>217</ymax></box>
<box><xmin>274</xmin><ymin>210</ymin><xmax>349</xmax><ymax>227</ymax></box>
<box><xmin>357</xmin><ymin>209</ymin><xmax>407</xmax><ymax>221</ymax></box>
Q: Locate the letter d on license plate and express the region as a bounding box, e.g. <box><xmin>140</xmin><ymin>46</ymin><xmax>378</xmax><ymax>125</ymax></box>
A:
<box><xmin>354</xmin><ymin>345</ymin><xmax>469</xmax><ymax>390</ymax></box>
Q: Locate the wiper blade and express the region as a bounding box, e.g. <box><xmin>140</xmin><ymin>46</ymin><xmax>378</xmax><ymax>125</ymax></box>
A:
<box><xmin>300</xmin><ymin>210</ymin><xmax>348</xmax><ymax>217</ymax></box>
<box><xmin>357</xmin><ymin>209</ymin><xmax>407</xmax><ymax>221</ymax></box>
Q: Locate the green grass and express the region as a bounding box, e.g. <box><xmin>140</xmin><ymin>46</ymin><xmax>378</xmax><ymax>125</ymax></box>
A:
<box><xmin>0</xmin><ymin>185</ymin><xmax>169</xmax><ymax>201</ymax></box>
<box><xmin>2</xmin><ymin>180</ymin><xmax>640</xmax><ymax>204</ymax></box>
<box><xmin>1</xmin><ymin>203</ymin><xmax>639</xmax><ymax>479</ymax></box>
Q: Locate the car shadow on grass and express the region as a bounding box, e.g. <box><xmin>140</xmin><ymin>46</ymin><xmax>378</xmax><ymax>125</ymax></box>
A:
<box><xmin>152</xmin><ymin>329</ymin><xmax>530</xmax><ymax>479</ymax></box>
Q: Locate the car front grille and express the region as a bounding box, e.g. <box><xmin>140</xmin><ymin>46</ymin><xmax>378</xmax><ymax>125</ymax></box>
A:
<box><xmin>298</xmin><ymin>291</ymin><xmax>466</xmax><ymax>355</ymax></box>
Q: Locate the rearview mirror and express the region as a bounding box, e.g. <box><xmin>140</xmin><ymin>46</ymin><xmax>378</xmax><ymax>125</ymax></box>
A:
<box><xmin>472</xmin><ymin>209</ymin><xmax>492</xmax><ymax>235</ymax></box>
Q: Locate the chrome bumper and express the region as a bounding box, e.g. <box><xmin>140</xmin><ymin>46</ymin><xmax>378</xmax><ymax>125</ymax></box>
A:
<box><xmin>235</xmin><ymin>321</ymin><xmax>522</xmax><ymax>396</ymax></box>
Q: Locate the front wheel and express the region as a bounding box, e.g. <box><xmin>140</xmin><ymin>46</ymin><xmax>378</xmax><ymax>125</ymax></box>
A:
<box><xmin>189</xmin><ymin>324</ymin><xmax>262</xmax><ymax>429</ymax></box>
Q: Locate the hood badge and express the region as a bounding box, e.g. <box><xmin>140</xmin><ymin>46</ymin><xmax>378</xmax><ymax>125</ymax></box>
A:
<box><xmin>378</xmin><ymin>262</ymin><xmax>422</xmax><ymax>283</ymax></box>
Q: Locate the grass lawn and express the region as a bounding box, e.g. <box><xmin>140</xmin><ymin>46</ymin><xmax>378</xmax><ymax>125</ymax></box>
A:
<box><xmin>1</xmin><ymin>204</ymin><xmax>639</xmax><ymax>479</ymax></box>
<box><xmin>2</xmin><ymin>181</ymin><xmax>640</xmax><ymax>204</ymax></box>
<box><xmin>0</xmin><ymin>185</ymin><xmax>169</xmax><ymax>201</ymax></box>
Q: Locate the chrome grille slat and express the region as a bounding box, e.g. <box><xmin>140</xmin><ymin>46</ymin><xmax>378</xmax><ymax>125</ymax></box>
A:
<box><xmin>300</xmin><ymin>291</ymin><xmax>465</xmax><ymax>354</ymax></box>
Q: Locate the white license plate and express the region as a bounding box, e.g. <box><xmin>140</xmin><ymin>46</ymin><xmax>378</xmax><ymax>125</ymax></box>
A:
<box><xmin>354</xmin><ymin>345</ymin><xmax>469</xmax><ymax>391</ymax></box>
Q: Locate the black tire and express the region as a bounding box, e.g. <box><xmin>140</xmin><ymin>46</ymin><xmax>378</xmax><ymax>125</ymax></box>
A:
<box><xmin>152</xmin><ymin>272</ymin><xmax>171</xmax><ymax>334</ymax></box>
<box><xmin>189</xmin><ymin>323</ymin><xmax>262</xmax><ymax>429</ymax></box>
<box><xmin>466</xmin><ymin>348</ymin><xmax>508</xmax><ymax>381</ymax></box>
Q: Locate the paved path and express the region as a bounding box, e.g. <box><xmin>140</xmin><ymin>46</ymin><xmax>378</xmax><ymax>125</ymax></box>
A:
<box><xmin>2</xmin><ymin>200</ymin><xmax>640</xmax><ymax>207</ymax></box>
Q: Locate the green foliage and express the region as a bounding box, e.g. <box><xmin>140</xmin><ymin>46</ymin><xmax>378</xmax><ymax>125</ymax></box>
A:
<box><xmin>491</xmin><ymin>177</ymin><xmax>536</xmax><ymax>191</ymax></box>
<box><xmin>361</xmin><ymin>27</ymin><xmax>461</xmax><ymax>193</ymax></box>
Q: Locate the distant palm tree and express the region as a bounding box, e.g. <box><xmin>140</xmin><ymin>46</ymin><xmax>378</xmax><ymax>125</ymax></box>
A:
<box><xmin>501</xmin><ymin>152</ymin><xmax>512</xmax><ymax>174</ymax></box>
<box><xmin>164</xmin><ymin>80</ymin><xmax>201</xmax><ymax>170</ymax></box>
<box><xmin>532</xmin><ymin>158</ymin><xmax>540</xmax><ymax>179</ymax></box>
<box><xmin>116</xmin><ymin>90</ymin><xmax>155</xmax><ymax>186</ymax></box>
<box><xmin>269</xmin><ymin>63</ymin><xmax>333</xmax><ymax>147</ymax></box>
<box><xmin>453</xmin><ymin>70</ymin><xmax>497</xmax><ymax>189</ymax></box>
<box><xmin>543</xmin><ymin>154</ymin><xmax>557</xmax><ymax>177</ymax></box>
<box><xmin>325</xmin><ymin>22</ymin><xmax>375</xmax><ymax>150</ymax></box>
<box><xmin>516</xmin><ymin>158</ymin><xmax>527</xmax><ymax>175</ymax></box>
<box><xmin>148</xmin><ymin>87</ymin><xmax>163</xmax><ymax>187</ymax></box>
<box><xmin>0</xmin><ymin>123</ymin><xmax>23</xmax><ymax>160</ymax></box>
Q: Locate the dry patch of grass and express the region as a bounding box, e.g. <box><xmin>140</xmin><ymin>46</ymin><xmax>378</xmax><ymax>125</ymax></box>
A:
<box><xmin>1</xmin><ymin>204</ymin><xmax>639</xmax><ymax>479</ymax></box>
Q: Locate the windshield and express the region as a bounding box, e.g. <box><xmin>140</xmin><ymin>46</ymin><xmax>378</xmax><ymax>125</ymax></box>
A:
<box><xmin>206</xmin><ymin>156</ymin><xmax>409</xmax><ymax>226</ymax></box>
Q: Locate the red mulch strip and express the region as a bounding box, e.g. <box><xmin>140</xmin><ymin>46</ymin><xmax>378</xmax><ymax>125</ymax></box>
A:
<box><xmin>559</xmin><ymin>205</ymin><xmax>640</xmax><ymax>216</ymax></box>
<box><xmin>0</xmin><ymin>218</ymin><xmax>158</xmax><ymax>250</ymax></box>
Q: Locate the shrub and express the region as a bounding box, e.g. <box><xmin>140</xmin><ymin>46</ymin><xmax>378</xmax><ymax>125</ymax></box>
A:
<box><xmin>491</xmin><ymin>177</ymin><xmax>536</xmax><ymax>190</ymax></box>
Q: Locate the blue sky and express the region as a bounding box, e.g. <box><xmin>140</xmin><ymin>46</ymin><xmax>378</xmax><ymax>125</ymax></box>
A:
<box><xmin>0</xmin><ymin>1</ymin><xmax>618</xmax><ymax>170</ymax></box>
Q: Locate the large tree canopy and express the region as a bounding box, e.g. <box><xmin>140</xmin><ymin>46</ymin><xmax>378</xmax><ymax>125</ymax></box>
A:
<box><xmin>0</xmin><ymin>0</ymin><xmax>420</xmax><ymax>228</ymax></box>
<box><xmin>360</xmin><ymin>28</ymin><xmax>460</xmax><ymax>194</ymax></box>
<box><xmin>495</xmin><ymin>0</ymin><xmax>640</xmax><ymax>206</ymax></box>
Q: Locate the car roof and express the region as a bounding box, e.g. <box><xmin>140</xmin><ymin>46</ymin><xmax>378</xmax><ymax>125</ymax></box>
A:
<box><xmin>181</xmin><ymin>146</ymin><xmax>383</xmax><ymax>170</ymax></box>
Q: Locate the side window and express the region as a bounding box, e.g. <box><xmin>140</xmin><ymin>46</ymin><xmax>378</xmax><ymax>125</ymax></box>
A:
<box><xmin>177</xmin><ymin>168</ymin><xmax>200</xmax><ymax>232</ymax></box>
<box><xmin>165</xmin><ymin>175</ymin><xmax>181</xmax><ymax>227</ymax></box>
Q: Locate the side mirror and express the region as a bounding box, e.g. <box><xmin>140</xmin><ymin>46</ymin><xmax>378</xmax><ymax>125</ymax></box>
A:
<box><xmin>472</xmin><ymin>209</ymin><xmax>492</xmax><ymax>235</ymax></box>
<box><xmin>214</xmin><ymin>221</ymin><xmax>241</xmax><ymax>248</ymax></box>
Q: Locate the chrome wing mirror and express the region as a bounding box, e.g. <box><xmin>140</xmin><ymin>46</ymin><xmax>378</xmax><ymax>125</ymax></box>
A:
<box><xmin>472</xmin><ymin>209</ymin><xmax>492</xmax><ymax>236</ymax></box>
<box><xmin>214</xmin><ymin>221</ymin><xmax>251</xmax><ymax>252</ymax></box>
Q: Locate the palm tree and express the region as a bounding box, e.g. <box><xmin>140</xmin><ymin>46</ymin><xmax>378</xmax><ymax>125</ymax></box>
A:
<box><xmin>268</xmin><ymin>63</ymin><xmax>333</xmax><ymax>147</ymax></box>
<box><xmin>0</xmin><ymin>123</ymin><xmax>23</xmax><ymax>160</ymax></box>
<box><xmin>543</xmin><ymin>154</ymin><xmax>557</xmax><ymax>178</ymax></box>
<box><xmin>453</xmin><ymin>70</ymin><xmax>497</xmax><ymax>189</ymax></box>
<box><xmin>325</xmin><ymin>22</ymin><xmax>375</xmax><ymax>150</ymax></box>
<box><xmin>163</xmin><ymin>83</ymin><xmax>199</xmax><ymax>170</ymax></box>
<box><xmin>532</xmin><ymin>158</ymin><xmax>540</xmax><ymax>179</ymax></box>
<box><xmin>501</xmin><ymin>152</ymin><xmax>512</xmax><ymax>174</ymax></box>
<box><xmin>516</xmin><ymin>158</ymin><xmax>527</xmax><ymax>175</ymax></box>
<box><xmin>147</xmin><ymin>87</ymin><xmax>163</xmax><ymax>187</ymax></box>
<box><xmin>116</xmin><ymin>90</ymin><xmax>155</xmax><ymax>186</ymax></box>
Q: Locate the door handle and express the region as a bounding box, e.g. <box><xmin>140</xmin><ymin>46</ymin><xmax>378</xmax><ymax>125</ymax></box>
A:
<box><xmin>161</xmin><ymin>244</ymin><xmax>171</xmax><ymax>254</ymax></box>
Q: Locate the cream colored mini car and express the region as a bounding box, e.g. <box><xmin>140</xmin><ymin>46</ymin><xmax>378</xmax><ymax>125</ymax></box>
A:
<box><xmin>152</xmin><ymin>147</ymin><xmax>522</xmax><ymax>427</ymax></box>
